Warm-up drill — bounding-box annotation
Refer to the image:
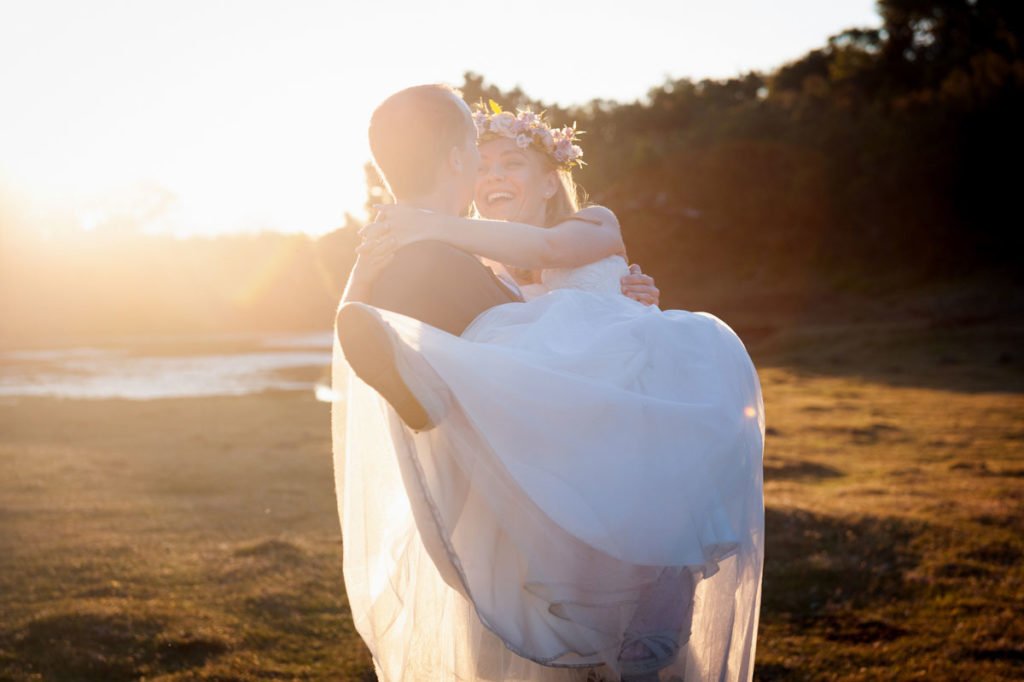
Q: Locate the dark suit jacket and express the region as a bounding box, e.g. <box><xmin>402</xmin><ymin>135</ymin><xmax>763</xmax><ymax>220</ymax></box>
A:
<box><xmin>361</xmin><ymin>240</ymin><xmax>520</xmax><ymax>595</ymax></box>
<box><xmin>368</xmin><ymin>240</ymin><xmax>521</xmax><ymax>335</ymax></box>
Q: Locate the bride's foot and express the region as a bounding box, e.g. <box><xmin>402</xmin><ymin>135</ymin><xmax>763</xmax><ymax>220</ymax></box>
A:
<box><xmin>618</xmin><ymin>632</ymin><xmax>680</xmax><ymax>680</ymax></box>
<box><xmin>617</xmin><ymin>568</ymin><xmax>696</xmax><ymax>681</ymax></box>
<box><xmin>336</xmin><ymin>303</ymin><xmax>433</xmax><ymax>431</ymax></box>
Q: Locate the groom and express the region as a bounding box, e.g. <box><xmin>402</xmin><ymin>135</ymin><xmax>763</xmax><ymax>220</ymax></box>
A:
<box><xmin>359</xmin><ymin>85</ymin><xmax>522</xmax><ymax>334</ymax></box>
<box><xmin>336</xmin><ymin>84</ymin><xmax>518</xmax><ymax>429</ymax></box>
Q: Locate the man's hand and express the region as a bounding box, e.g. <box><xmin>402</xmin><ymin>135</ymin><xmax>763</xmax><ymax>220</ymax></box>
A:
<box><xmin>620</xmin><ymin>263</ymin><xmax>660</xmax><ymax>307</ymax></box>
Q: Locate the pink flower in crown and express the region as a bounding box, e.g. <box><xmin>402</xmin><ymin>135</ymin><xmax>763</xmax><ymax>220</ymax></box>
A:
<box><xmin>549</xmin><ymin>126</ymin><xmax>566</xmax><ymax>146</ymax></box>
<box><xmin>552</xmin><ymin>144</ymin><xmax>569</xmax><ymax>164</ymax></box>
<box><xmin>475</xmin><ymin>100</ymin><xmax>584</xmax><ymax>169</ymax></box>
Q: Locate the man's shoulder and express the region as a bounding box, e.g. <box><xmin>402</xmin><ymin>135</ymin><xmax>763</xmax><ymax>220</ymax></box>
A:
<box><xmin>372</xmin><ymin>240</ymin><xmax>479</xmax><ymax>292</ymax></box>
<box><xmin>392</xmin><ymin>240</ymin><xmax>476</xmax><ymax>262</ymax></box>
<box><xmin>385</xmin><ymin>240</ymin><xmax>479</xmax><ymax>275</ymax></box>
<box><xmin>366</xmin><ymin>237</ymin><xmax>518</xmax><ymax>331</ymax></box>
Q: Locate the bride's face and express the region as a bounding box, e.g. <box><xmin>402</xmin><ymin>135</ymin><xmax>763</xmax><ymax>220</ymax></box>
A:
<box><xmin>474</xmin><ymin>138</ymin><xmax>558</xmax><ymax>224</ymax></box>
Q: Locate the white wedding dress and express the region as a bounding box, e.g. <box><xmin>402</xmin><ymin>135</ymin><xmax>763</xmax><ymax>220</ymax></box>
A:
<box><xmin>332</xmin><ymin>255</ymin><xmax>765</xmax><ymax>681</ymax></box>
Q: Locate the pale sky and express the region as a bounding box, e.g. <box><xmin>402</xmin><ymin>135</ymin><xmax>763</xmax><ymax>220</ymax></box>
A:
<box><xmin>0</xmin><ymin>0</ymin><xmax>880</xmax><ymax>237</ymax></box>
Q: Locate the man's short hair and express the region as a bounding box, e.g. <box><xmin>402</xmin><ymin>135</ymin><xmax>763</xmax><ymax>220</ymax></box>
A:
<box><xmin>368</xmin><ymin>84</ymin><xmax>472</xmax><ymax>200</ymax></box>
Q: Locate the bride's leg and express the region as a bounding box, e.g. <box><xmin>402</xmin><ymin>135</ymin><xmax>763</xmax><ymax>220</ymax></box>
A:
<box><xmin>337</xmin><ymin>303</ymin><xmax>434</xmax><ymax>431</ymax></box>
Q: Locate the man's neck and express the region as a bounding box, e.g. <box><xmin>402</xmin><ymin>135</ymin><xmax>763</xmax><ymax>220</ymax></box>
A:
<box><xmin>398</xmin><ymin>189</ymin><xmax>461</xmax><ymax>216</ymax></box>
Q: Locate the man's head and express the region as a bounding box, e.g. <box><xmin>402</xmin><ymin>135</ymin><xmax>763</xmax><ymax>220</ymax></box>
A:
<box><xmin>368</xmin><ymin>84</ymin><xmax>479</xmax><ymax>212</ymax></box>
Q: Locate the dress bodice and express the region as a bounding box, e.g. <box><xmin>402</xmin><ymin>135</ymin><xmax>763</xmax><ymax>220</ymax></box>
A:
<box><xmin>541</xmin><ymin>255</ymin><xmax>630</xmax><ymax>296</ymax></box>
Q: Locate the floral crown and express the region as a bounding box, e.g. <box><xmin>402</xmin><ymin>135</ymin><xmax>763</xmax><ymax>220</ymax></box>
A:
<box><xmin>472</xmin><ymin>99</ymin><xmax>585</xmax><ymax>171</ymax></box>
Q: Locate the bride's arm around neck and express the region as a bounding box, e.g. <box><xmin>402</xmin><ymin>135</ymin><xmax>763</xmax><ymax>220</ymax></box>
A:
<box><xmin>378</xmin><ymin>204</ymin><xmax>626</xmax><ymax>271</ymax></box>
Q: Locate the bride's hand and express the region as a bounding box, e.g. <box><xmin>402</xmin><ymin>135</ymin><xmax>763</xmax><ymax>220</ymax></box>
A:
<box><xmin>340</xmin><ymin>234</ymin><xmax>396</xmax><ymax>304</ymax></box>
<box><xmin>351</xmin><ymin>232</ymin><xmax>397</xmax><ymax>283</ymax></box>
<box><xmin>620</xmin><ymin>264</ymin><xmax>660</xmax><ymax>306</ymax></box>
<box><xmin>359</xmin><ymin>204</ymin><xmax>440</xmax><ymax>254</ymax></box>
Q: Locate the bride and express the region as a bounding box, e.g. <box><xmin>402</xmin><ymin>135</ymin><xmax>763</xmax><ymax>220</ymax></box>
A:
<box><xmin>334</xmin><ymin>100</ymin><xmax>764</xmax><ymax>681</ymax></box>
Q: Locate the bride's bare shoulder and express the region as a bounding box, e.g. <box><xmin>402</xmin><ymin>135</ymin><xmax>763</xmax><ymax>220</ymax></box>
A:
<box><xmin>573</xmin><ymin>205</ymin><xmax>620</xmax><ymax>229</ymax></box>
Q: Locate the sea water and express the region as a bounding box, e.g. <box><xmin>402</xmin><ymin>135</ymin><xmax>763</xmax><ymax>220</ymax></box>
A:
<box><xmin>0</xmin><ymin>332</ymin><xmax>335</xmax><ymax>400</ymax></box>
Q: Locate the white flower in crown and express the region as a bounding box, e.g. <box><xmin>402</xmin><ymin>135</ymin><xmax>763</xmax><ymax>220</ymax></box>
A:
<box><xmin>536</xmin><ymin>127</ymin><xmax>555</xmax><ymax>151</ymax></box>
<box><xmin>473</xmin><ymin>99</ymin><xmax>585</xmax><ymax>170</ymax></box>
<box><xmin>519</xmin><ymin>111</ymin><xmax>539</xmax><ymax>126</ymax></box>
<box><xmin>488</xmin><ymin>111</ymin><xmax>517</xmax><ymax>137</ymax></box>
<box><xmin>472</xmin><ymin>110</ymin><xmax>490</xmax><ymax>136</ymax></box>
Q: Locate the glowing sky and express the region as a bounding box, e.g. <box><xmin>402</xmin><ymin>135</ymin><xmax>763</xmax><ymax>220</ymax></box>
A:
<box><xmin>0</xmin><ymin>0</ymin><xmax>880</xmax><ymax>237</ymax></box>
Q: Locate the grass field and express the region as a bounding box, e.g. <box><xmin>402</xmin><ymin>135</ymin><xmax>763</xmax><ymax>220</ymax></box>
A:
<box><xmin>0</xmin><ymin>312</ymin><xmax>1022</xmax><ymax>680</ymax></box>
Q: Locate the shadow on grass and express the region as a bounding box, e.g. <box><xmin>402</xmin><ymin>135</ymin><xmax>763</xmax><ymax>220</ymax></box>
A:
<box><xmin>217</xmin><ymin>537</ymin><xmax>311</xmax><ymax>583</ymax></box>
<box><xmin>241</xmin><ymin>586</ymin><xmax>345</xmax><ymax>639</ymax></box>
<box><xmin>1</xmin><ymin>609</ymin><xmax>230</xmax><ymax>681</ymax></box>
<box><xmin>233</xmin><ymin>537</ymin><xmax>307</xmax><ymax>563</ymax></box>
<box><xmin>761</xmin><ymin>507</ymin><xmax>923</xmax><ymax>626</ymax></box>
<box><xmin>754</xmin><ymin>508</ymin><xmax>927</xmax><ymax>681</ymax></box>
<box><xmin>740</xmin><ymin>293</ymin><xmax>1024</xmax><ymax>395</ymax></box>
<box><xmin>764</xmin><ymin>460</ymin><xmax>844</xmax><ymax>482</ymax></box>
<box><xmin>753</xmin><ymin>661</ymin><xmax>795</xmax><ymax>681</ymax></box>
<box><xmin>961</xmin><ymin>647</ymin><xmax>1024</xmax><ymax>664</ymax></box>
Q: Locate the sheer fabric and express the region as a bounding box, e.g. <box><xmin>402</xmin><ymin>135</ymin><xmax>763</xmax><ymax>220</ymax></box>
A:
<box><xmin>332</xmin><ymin>256</ymin><xmax>765</xmax><ymax>681</ymax></box>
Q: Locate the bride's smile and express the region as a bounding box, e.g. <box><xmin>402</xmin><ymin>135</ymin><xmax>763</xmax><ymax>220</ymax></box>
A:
<box><xmin>475</xmin><ymin>138</ymin><xmax>559</xmax><ymax>225</ymax></box>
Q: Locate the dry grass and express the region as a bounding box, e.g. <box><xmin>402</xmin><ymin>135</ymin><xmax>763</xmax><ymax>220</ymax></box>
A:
<box><xmin>749</xmin><ymin>312</ymin><xmax>1024</xmax><ymax>681</ymax></box>
<box><xmin>0</xmin><ymin>314</ymin><xmax>1021</xmax><ymax>680</ymax></box>
<box><xmin>0</xmin><ymin>394</ymin><xmax>372</xmax><ymax>681</ymax></box>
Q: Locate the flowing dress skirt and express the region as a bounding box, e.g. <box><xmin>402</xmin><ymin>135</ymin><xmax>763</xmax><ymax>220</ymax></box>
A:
<box><xmin>332</xmin><ymin>290</ymin><xmax>765</xmax><ymax>681</ymax></box>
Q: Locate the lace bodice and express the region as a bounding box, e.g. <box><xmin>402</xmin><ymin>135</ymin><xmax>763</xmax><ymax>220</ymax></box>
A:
<box><xmin>541</xmin><ymin>255</ymin><xmax>630</xmax><ymax>296</ymax></box>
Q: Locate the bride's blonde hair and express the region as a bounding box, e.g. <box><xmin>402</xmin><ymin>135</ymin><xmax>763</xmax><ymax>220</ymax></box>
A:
<box><xmin>544</xmin><ymin>166</ymin><xmax>589</xmax><ymax>227</ymax></box>
<box><xmin>503</xmin><ymin>165</ymin><xmax>591</xmax><ymax>285</ymax></box>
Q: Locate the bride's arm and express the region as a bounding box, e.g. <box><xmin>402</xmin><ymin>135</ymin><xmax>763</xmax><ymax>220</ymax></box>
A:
<box><xmin>363</xmin><ymin>205</ymin><xmax>625</xmax><ymax>270</ymax></box>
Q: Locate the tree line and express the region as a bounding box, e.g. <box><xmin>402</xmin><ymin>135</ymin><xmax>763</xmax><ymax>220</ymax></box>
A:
<box><xmin>446</xmin><ymin>0</ymin><xmax>1023</xmax><ymax>301</ymax></box>
<box><xmin>2</xmin><ymin>0</ymin><xmax>1020</xmax><ymax>344</ymax></box>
